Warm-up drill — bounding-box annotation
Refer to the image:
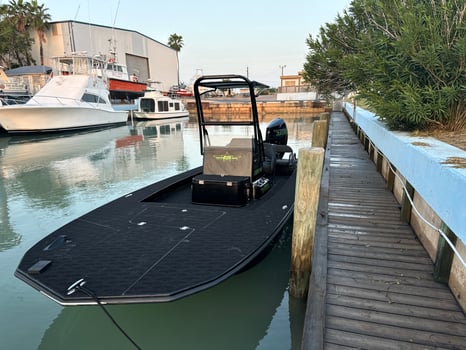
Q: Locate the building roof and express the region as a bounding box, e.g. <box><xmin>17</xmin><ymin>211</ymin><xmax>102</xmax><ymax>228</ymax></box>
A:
<box><xmin>5</xmin><ymin>66</ymin><xmax>52</xmax><ymax>76</ymax></box>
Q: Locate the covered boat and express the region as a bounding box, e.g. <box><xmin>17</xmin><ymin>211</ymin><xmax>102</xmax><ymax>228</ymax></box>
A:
<box><xmin>15</xmin><ymin>74</ymin><xmax>297</xmax><ymax>305</ymax></box>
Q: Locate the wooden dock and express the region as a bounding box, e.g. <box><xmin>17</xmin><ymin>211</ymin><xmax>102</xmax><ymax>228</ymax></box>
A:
<box><xmin>302</xmin><ymin>112</ymin><xmax>466</xmax><ymax>349</ymax></box>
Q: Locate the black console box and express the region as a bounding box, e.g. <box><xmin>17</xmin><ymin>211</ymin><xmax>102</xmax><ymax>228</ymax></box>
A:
<box><xmin>192</xmin><ymin>174</ymin><xmax>250</xmax><ymax>206</ymax></box>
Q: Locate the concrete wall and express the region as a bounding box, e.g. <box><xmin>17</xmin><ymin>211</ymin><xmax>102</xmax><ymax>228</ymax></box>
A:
<box><xmin>185</xmin><ymin>100</ymin><xmax>327</xmax><ymax>117</ymax></box>
<box><xmin>344</xmin><ymin>103</ymin><xmax>466</xmax><ymax>311</ymax></box>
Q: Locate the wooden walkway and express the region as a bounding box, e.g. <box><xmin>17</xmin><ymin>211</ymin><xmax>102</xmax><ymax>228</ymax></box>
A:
<box><xmin>302</xmin><ymin>112</ymin><xmax>466</xmax><ymax>349</ymax></box>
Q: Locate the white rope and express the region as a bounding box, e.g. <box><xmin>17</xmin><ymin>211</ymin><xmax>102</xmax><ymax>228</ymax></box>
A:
<box><xmin>369</xmin><ymin>139</ymin><xmax>466</xmax><ymax>270</ymax></box>
<box><xmin>346</xmin><ymin>104</ymin><xmax>466</xmax><ymax>269</ymax></box>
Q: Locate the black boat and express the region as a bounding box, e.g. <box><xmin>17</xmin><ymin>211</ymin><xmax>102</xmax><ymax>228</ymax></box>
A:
<box><xmin>15</xmin><ymin>75</ymin><xmax>298</xmax><ymax>305</ymax></box>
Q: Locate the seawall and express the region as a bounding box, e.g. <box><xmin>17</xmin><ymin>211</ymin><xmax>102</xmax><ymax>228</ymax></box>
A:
<box><xmin>185</xmin><ymin>99</ymin><xmax>327</xmax><ymax>117</ymax></box>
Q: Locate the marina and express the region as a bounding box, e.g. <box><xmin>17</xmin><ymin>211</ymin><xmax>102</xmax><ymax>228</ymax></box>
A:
<box><xmin>0</xmin><ymin>113</ymin><xmax>315</xmax><ymax>349</ymax></box>
<box><xmin>1</xmin><ymin>1</ymin><xmax>464</xmax><ymax>348</ymax></box>
<box><xmin>2</xmin><ymin>106</ymin><xmax>465</xmax><ymax>349</ymax></box>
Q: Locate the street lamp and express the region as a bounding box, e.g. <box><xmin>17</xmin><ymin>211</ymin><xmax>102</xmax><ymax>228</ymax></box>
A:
<box><xmin>279</xmin><ymin>64</ymin><xmax>286</xmax><ymax>88</ymax></box>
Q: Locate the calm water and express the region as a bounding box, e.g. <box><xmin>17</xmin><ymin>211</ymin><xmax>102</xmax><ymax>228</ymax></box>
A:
<box><xmin>0</xmin><ymin>114</ymin><xmax>317</xmax><ymax>350</ymax></box>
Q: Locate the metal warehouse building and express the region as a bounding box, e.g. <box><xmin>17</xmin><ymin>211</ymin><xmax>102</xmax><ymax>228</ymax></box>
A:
<box><xmin>30</xmin><ymin>20</ymin><xmax>178</xmax><ymax>92</ymax></box>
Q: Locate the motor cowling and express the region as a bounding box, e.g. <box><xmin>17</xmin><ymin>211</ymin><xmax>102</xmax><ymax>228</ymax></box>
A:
<box><xmin>265</xmin><ymin>118</ymin><xmax>288</xmax><ymax>145</ymax></box>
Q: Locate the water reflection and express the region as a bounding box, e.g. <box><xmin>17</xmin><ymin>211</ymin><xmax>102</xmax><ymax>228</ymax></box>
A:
<box><xmin>0</xmin><ymin>118</ymin><xmax>190</xmax><ymax>252</ymax></box>
<box><xmin>38</xmin><ymin>226</ymin><xmax>305</xmax><ymax>350</ymax></box>
<box><xmin>0</xmin><ymin>114</ymin><xmax>318</xmax><ymax>349</ymax></box>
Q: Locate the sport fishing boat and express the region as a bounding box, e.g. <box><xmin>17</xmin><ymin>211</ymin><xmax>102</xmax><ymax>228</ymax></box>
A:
<box><xmin>15</xmin><ymin>74</ymin><xmax>298</xmax><ymax>305</ymax></box>
<box><xmin>0</xmin><ymin>54</ymin><xmax>128</xmax><ymax>134</ymax></box>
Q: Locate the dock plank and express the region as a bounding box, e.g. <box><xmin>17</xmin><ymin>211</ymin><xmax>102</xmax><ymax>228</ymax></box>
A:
<box><xmin>326</xmin><ymin>293</ymin><xmax>466</xmax><ymax>324</ymax></box>
<box><xmin>301</xmin><ymin>112</ymin><xmax>466</xmax><ymax>349</ymax></box>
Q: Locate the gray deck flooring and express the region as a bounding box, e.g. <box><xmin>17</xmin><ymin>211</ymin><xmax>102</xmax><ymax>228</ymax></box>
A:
<box><xmin>302</xmin><ymin>112</ymin><xmax>466</xmax><ymax>349</ymax></box>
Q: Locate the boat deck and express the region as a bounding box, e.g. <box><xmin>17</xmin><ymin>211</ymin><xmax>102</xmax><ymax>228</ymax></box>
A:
<box><xmin>302</xmin><ymin>112</ymin><xmax>466</xmax><ymax>349</ymax></box>
<box><xmin>16</xmin><ymin>167</ymin><xmax>296</xmax><ymax>305</ymax></box>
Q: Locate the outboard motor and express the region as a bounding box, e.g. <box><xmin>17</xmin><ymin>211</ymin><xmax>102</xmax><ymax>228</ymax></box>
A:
<box><xmin>263</xmin><ymin>118</ymin><xmax>296</xmax><ymax>176</ymax></box>
<box><xmin>265</xmin><ymin>118</ymin><xmax>288</xmax><ymax>146</ymax></box>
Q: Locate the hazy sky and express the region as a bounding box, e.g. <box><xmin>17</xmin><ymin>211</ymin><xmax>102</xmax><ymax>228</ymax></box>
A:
<box><xmin>36</xmin><ymin>0</ymin><xmax>350</xmax><ymax>87</ymax></box>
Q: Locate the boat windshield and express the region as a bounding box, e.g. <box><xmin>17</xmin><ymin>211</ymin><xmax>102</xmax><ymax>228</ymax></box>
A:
<box><xmin>201</xmin><ymin>124</ymin><xmax>256</xmax><ymax>148</ymax></box>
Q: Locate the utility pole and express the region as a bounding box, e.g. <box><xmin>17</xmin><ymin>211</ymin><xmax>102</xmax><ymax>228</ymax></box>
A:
<box><xmin>279</xmin><ymin>64</ymin><xmax>286</xmax><ymax>88</ymax></box>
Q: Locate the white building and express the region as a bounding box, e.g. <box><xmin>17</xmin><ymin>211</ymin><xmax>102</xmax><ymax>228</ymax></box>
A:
<box><xmin>30</xmin><ymin>20</ymin><xmax>178</xmax><ymax>91</ymax></box>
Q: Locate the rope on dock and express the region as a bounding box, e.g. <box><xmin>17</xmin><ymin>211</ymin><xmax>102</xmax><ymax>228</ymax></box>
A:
<box><xmin>373</xmin><ymin>139</ymin><xmax>466</xmax><ymax>270</ymax></box>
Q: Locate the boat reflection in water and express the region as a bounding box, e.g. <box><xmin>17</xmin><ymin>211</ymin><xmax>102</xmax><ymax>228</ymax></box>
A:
<box><xmin>0</xmin><ymin>118</ymin><xmax>191</xmax><ymax>253</ymax></box>
<box><xmin>1</xmin><ymin>114</ymin><xmax>315</xmax><ymax>349</ymax></box>
<box><xmin>38</xmin><ymin>225</ymin><xmax>305</xmax><ymax>350</ymax></box>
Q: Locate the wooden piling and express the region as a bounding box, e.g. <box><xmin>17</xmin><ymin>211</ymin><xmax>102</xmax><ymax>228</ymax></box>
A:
<box><xmin>434</xmin><ymin>222</ymin><xmax>457</xmax><ymax>284</ymax></box>
<box><xmin>311</xmin><ymin>120</ymin><xmax>328</xmax><ymax>149</ymax></box>
<box><xmin>386</xmin><ymin>162</ymin><xmax>396</xmax><ymax>192</ymax></box>
<box><xmin>376</xmin><ymin>150</ymin><xmax>383</xmax><ymax>173</ymax></box>
<box><xmin>289</xmin><ymin>147</ymin><xmax>325</xmax><ymax>299</ymax></box>
<box><xmin>400</xmin><ymin>181</ymin><xmax>414</xmax><ymax>222</ymax></box>
<box><xmin>319</xmin><ymin>112</ymin><xmax>330</xmax><ymax>141</ymax></box>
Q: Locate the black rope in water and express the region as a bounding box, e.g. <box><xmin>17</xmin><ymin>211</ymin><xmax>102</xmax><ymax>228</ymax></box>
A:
<box><xmin>67</xmin><ymin>279</ymin><xmax>143</xmax><ymax>350</ymax></box>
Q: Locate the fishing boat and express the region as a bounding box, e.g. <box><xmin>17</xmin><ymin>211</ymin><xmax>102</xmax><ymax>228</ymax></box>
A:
<box><xmin>105</xmin><ymin>60</ymin><xmax>147</xmax><ymax>100</ymax></box>
<box><xmin>0</xmin><ymin>54</ymin><xmax>128</xmax><ymax>134</ymax></box>
<box><xmin>15</xmin><ymin>74</ymin><xmax>298</xmax><ymax>305</ymax></box>
<box><xmin>133</xmin><ymin>87</ymin><xmax>189</xmax><ymax>120</ymax></box>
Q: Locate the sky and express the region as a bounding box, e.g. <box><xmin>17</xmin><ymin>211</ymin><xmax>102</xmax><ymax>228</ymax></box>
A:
<box><xmin>19</xmin><ymin>0</ymin><xmax>350</xmax><ymax>87</ymax></box>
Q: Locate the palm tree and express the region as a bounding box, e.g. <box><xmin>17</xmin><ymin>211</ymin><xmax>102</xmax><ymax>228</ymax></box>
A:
<box><xmin>167</xmin><ymin>33</ymin><xmax>183</xmax><ymax>87</ymax></box>
<box><xmin>6</xmin><ymin>0</ymin><xmax>28</xmax><ymax>32</ymax></box>
<box><xmin>3</xmin><ymin>0</ymin><xmax>31</xmax><ymax>65</ymax></box>
<box><xmin>27</xmin><ymin>0</ymin><xmax>51</xmax><ymax>65</ymax></box>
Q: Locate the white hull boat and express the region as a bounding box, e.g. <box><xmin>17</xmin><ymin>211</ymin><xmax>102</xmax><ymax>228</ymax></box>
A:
<box><xmin>0</xmin><ymin>55</ymin><xmax>128</xmax><ymax>134</ymax></box>
<box><xmin>133</xmin><ymin>90</ymin><xmax>189</xmax><ymax>120</ymax></box>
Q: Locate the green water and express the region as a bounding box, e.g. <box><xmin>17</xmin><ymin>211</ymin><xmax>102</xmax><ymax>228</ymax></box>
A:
<box><xmin>0</xmin><ymin>116</ymin><xmax>315</xmax><ymax>349</ymax></box>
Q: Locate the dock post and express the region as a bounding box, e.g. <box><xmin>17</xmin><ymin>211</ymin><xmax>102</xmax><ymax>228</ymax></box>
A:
<box><xmin>289</xmin><ymin>147</ymin><xmax>325</xmax><ymax>299</ymax></box>
<box><xmin>319</xmin><ymin>112</ymin><xmax>330</xmax><ymax>140</ymax></box>
<box><xmin>434</xmin><ymin>222</ymin><xmax>457</xmax><ymax>284</ymax></box>
<box><xmin>386</xmin><ymin>162</ymin><xmax>397</xmax><ymax>192</ymax></box>
<box><xmin>311</xmin><ymin>120</ymin><xmax>328</xmax><ymax>149</ymax></box>
<box><xmin>400</xmin><ymin>181</ymin><xmax>414</xmax><ymax>222</ymax></box>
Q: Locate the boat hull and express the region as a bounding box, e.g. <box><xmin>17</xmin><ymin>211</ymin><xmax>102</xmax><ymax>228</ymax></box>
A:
<box><xmin>15</xmin><ymin>167</ymin><xmax>296</xmax><ymax>305</ymax></box>
<box><xmin>0</xmin><ymin>105</ymin><xmax>128</xmax><ymax>133</ymax></box>
<box><xmin>108</xmin><ymin>78</ymin><xmax>147</xmax><ymax>99</ymax></box>
<box><xmin>133</xmin><ymin>110</ymin><xmax>189</xmax><ymax>120</ymax></box>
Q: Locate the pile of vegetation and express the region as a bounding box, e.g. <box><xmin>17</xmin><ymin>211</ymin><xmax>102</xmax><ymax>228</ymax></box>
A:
<box><xmin>303</xmin><ymin>0</ymin><xmax>465</xmax><ymax>131</ymax></box>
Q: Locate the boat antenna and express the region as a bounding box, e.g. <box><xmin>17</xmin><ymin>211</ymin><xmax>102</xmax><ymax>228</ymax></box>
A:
<box><xmin>112</xmin><ymin>0</ymin><xmax>121</xmax><ymax>28</ymax></box>
<box><xmin>74</xmin><ymin>5</ymin><xmax>80</xmax><ymax>20</ymax></box>
<box><xmin>109</xmin><ymin>0</ymin><xmax>121</xmax><ymax>63</ymax></box>
<box><xmin>87</xmin><ymin>0</ymin><xmax>94</xmax><ymax>54</ymax></box>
